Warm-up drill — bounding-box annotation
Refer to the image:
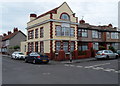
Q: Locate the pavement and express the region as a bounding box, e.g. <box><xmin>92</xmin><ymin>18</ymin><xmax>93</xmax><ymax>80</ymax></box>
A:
<box><xmin>2</xmin><ymin>54</ymin><xmax>96</xmax><ymax>64</ymax></box>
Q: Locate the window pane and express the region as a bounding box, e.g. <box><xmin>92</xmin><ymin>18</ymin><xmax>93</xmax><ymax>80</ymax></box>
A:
<box><xmin>56</xmin><ymin>42</ymin><xmax>61</xmax><ymax>52</ymax></box>
<box><xmin>63</xmin><ymin>42</ymin><xmax>68</xmax><ymax>52</ymax></box>
<box><xmin>56</xmin><ymin>26</ymin><xmax>61</xmax><ymax>36</ymax></box>
<box><xmin>61</xmin><ymin>14</ymin><xmax>70</xmax><ymax>20</ymax></box>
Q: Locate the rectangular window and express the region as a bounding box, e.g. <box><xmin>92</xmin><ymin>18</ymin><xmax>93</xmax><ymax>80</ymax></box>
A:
<box><xmin>56</xmin><ymin>26</ymin><xmax>61</xmax><ymax>36</ymax></box>
<box><xmin>78</xmin><ymin>29</ymin><xmax>88</xmax><ymax>37</ymax></box>
<box><xmin>40</xmin><ymin>41</ymin><xmax>44</xmax><ymax>53</ymax></box>
<box><xmin>92</xmin><ymin>30</ymin><xmax>98</xmax><ymax>38</ymax></box>
<box><xmin>78</xmin><ymin>29</ymin><xmax>81</xmax><ymax>37</ymax></box>
<box><xmin>40</xmin><ymin>27</ymin><xmax>44</xmax><ymax>38</ymax></box>
<box><xmin>55</xmin><ymin>25</ymin><xmax>74</xmax><ymax>37</ymax></box>
<box><xmin>70</xmin><ymin>42</ymin><xmax>74</xmax><ymax>51</ymax></box>
<box><xmin>56</xmin><ymin>42</ymin><xmax>61</xmax><ymax>52</ymax></box>
<box><xmin>111</xmin><ymin>32</ymin><xmax>119</xmax><ymax>39</ymax></box>
<box><xmin>98</xmin><ymin>32</ymin><xmax>101</xmax><ymax>38</ymax></box>
<box><xmin>35</xmin><ymin>42</ymin><xmax>38</xmax><ymax>52</ymax></box>
<box><xmin>70</xmin><ymin>28</ymin><xmax>74</xmax><ymax>37</ymax></box>
<box><xmin>28</xmin><ymin>30</ymin><xmax>34</xmax><ymax>39</ymax></box>
<box><xmin>78</xmin><ymin>43</ymin><xmax>88</xmax><ymax>51</ymax></box>
<box><xmin>107</xmin><ymin>32</ymin><xmax>110</xmax><ymax>39</ymax></box>
<box><xmin>35</xmin><ymin>29</ymin><xmax>38</xmax><ymax>38</ymax></box>
<box><xmin>63</xmin><ymin>42</ymin><xmax>69</xmax><ymax>53</ymax></box>
<box><xmin>93</xmin><ymin>43</ymin><xmax>99</xmax><ymax>50</ymax></box>
<box><xmin>82</xmin><ymin>45</ymin><xmax>88</xmax><ymax>51</ymax></box>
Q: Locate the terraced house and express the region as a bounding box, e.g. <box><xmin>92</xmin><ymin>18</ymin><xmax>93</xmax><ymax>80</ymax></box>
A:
<box><xmin>21</xmin><ymin>2</ymin><xmax>120</xmax><ymax>60</ymax></box>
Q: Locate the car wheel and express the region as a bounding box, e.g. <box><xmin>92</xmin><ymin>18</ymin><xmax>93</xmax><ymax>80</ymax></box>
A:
<box><xmin>32</xmin><ymin>60</ymin><xmax>36</xmax><ymax>64</ymax></box>
<box><xmin>116</xmin><ymin>55</ymin><xmax>118</xmax><ymax>59</ymax></box>
<box><xmin>25</xmin><ymin>59</ymin><xmax>28</xmax><ymax>63</ymax></box>
<box><xmin>106</xmin><ymin>55</ymin><xmax>109</xmax><ymax>59</ymax></box>
<box><xmin>14</xmin><ymin>56</ymin><xmax>17</xmax><ymax>60</ymax></box>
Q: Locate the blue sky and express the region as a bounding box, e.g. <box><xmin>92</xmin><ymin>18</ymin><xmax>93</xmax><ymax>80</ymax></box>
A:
<box><xmin>0</xmin><ymin>0</ymin><xmax>119</xmax><ymax>35</ymax></box>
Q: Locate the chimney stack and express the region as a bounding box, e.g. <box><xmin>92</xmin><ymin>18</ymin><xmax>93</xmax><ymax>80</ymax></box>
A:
<box><xmin>79</xmin><ymin>20</ymin><xmax>85</xmax><ymax>24</ymax></box>
<box><xmin>13</xmin><ymin>27</ymin><xmax>18</xmax><ymax>32</ymax></box>
<box><xmin>8</xmin><ymin>31</ymin><xmax>12</xmax><ymax>35</ymax></box>
<box><xmin>3</xmin><ymin>33</ymin><xmax>7</xmax><ymax>37</ymax></box>
<box><xmin>108</xmin><ymin>24</ymin><xmax>113</xmax><ymax>28</ymax></box>
<box><xmin>30</xmin><ymin>13</ymin><xmax>37</xmax><ymax>21</ymax></box>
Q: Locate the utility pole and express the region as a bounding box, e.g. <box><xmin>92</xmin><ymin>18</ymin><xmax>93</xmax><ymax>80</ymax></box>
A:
<box><xmin>69</xmin><ymin>28</ymin><xmax>72</xmax><ymax>62</ymax></box>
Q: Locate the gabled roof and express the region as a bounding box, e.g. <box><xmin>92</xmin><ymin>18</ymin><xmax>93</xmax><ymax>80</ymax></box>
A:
<box><xmin>2</xmin><ymin>31</ymin><xmax>26</xmax><ymax>41</ymax></box>
<box><xmin>36</xmin><ymin>2</ymin><xmax>73</xmax><ymax>19</ymax></box>
<box><xmin>36</xmin><ymin>7</ymin><xmax>59</xmax><ymax>19</ymax></box>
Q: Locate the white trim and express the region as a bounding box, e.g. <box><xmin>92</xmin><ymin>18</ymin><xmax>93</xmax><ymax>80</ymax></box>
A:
<box><xmin>26</xmin><ymin>19</ymin><xmax>79</xmax><ymax>29</ymax></box>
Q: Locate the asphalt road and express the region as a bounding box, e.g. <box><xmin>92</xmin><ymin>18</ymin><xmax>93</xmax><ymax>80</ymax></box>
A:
<box><xmin>2</xmin><ymin>55</ymin><xmax>119</xmax><ymax>84</ymax></box>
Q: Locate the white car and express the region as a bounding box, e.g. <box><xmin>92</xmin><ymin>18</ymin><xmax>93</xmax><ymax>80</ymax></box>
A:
<box><xmin>12</xmin><ymin>52</ymin><xmax>25</xmax><ymax>59</ymax></box>
<box><xmin>95</xmin><ymin>50</ymin><xmax>119</xmax><ymax>59</ymax></box>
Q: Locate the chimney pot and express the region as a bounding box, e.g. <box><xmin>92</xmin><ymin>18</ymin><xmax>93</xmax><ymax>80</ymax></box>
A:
<box><xmin>3</xmin><ymin>33</ymin><xmax>7</xmax><ymax>37</ymax></box>
<box><xmin>8</xmin><ymin>31</ymin><xmax>12</xmax><ymax>35</ymax></box>
<box><xmin>79</xmin><ymin>20</ymin><xmax>85</xmax><ymax>24</ymax></box>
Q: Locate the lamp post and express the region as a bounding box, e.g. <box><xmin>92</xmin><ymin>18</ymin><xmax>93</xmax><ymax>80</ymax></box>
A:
<box><xmin>69</xmin><ymin>27</ymin><xmax>72</xmax><ymax>62</ymax></box>
<box><xmin>69</xmin><ymin>13</ymin><xmax>75</xmax><ymax>62</ymax></box>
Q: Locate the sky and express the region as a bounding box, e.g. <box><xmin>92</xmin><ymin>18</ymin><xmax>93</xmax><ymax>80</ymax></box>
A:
<box><xmin>0</xmin><ymin>0</ymin><xmax>119</xmax><ymax>35</ymax></box>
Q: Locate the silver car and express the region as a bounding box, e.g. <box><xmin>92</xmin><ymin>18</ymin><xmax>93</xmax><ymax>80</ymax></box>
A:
<box><xmin>95</xmin><ymin>50</ymin><xmax>119</xmax><ymax>59</ymax></box>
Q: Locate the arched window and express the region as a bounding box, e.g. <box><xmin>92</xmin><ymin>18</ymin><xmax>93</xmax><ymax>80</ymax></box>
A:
<box><xmin>60</xmin><ymin>13</ymin><xmax>70</xmax><ymax>20</ymax></box>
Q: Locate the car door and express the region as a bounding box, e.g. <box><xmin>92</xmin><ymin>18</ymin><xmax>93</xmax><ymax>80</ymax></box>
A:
<box><xmin>27</xmin><ymin>54</ymin><xmax>32</xmax><ymax>62</ymax></box>
<box><xmin>108</xmin><ymin>50</ymin><xmax>114</xmax><ymax>58</ymax></box>
<box><xmin>29</xmin><ymin>53</ymin><xmax>36</xmax><ymax>62</ymax></box>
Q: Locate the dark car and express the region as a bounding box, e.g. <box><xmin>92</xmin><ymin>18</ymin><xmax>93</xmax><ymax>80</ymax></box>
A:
<box><xmin>117</xmin><ymin>50</ymin><xmax>120</xmax><ymax>57</ymax></box>
<box><xmin>25</xmin><ymin>52</ymin><xmax>49</xmax><ymax>64</ymax></box>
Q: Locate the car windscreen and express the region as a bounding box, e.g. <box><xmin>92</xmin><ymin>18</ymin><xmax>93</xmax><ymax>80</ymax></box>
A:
<box><xmin>97</xmin><ymin>51</ymin><xmax>102</xmax><ymax>54</ymax></box>
<box><xmin>108</xmin><ymin>50</ymin><xmax>113</xmax><ymax>53</ymax></box>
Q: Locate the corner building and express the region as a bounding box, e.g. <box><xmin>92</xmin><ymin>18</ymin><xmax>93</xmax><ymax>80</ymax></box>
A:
<box><xmin>26</xmin><ymin>2</ymin><xmax>79</xmax><ymax>60</ymax></box>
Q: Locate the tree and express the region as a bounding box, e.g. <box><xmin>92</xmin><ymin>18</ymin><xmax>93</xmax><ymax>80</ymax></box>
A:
<box><xmin>99</xmin><ymin>46</ymin><xmax>106</xmax><ymax>50</ymax></box>
<box><xmin>13</xmin><ymin>45</ymin><xmax>20</xmax><ymax>50</ymax></box>
<box><xmin>109</xmin><ymin>46</ymin><xmax>116</xmax><ymax>52</ymax></box>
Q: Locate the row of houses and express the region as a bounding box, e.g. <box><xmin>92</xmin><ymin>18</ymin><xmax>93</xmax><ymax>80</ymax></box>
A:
<box><xmin>0</xmin><ymin>28</ymin><xmax>26</xmax><ymax>55</ymax></box>
<box><xmin>20</xmin><ymin>2</ymin><xmax>120</xmax><ymax>61</ymax></box>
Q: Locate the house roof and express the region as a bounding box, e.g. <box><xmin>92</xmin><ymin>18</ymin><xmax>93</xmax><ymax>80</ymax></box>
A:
<box><xmin>36</xmin><ymin>7</ymin><xmax>59</xmax><ymax>19</ymax></box>
<box><xmin>2</xmin><ymin>30</ymin><xmax>26</xmax><ymax>41</ymax></box>
<box><xmin>36</xmin><ymin>2</ymin><xmax>73</xmax><ymax>19</ymax></box>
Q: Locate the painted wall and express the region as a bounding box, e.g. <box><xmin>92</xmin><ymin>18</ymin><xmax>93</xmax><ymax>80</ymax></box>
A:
<box><xmin>27</xmin><ymin>14</ymin><xmax>50</xmax><ymax>27</ymax></box>
<box><xmin>21</xmin><ymin>41</ymin><xmax>27</xmax><ymax>55</ymax></box>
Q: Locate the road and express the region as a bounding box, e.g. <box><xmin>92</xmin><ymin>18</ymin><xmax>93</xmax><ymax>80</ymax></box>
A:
<box><xmin>2</xmin><ymin>55</ymin><xmax>119</xmax><ymax>85</ymax></box>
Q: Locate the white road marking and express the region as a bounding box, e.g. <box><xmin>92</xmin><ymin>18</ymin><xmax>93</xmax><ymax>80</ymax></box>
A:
<box><xmin>42</xmin><ymin>73</ymin><xmax>50</xmax><ymax>75</ymax></box>
<box><xmin>103</xmin><ymin>68</ymin><xmax>115</xmax><ymax>72</ymax></box>
<box><xmin>64</xmin><ymin>64</ymin><xmax>70</xmax><ymax>67</ymax></box>
<box><xmin>84</xmin><ymin>66</ymin><xmax>94</xmax><ymax>68</ymax></box>
<box><xmin>64</xmin><ymin>63</ymin><xmax>119</xmax><ymax>73</ymax></box>
<box><xmin>69</xmin><ymin>65</ymin><xmax>75</xmax><ymax>67</ymax></box>
<box><xmin>92</xmin><ymin>67</ymin><xmax>104</xmax><ymax>70</ymax></box>
<box><xmin>91</xmin><ymin>63</ymin><xmax>110</xmax><ymax>67</ymax></box>
<box><xmin>76</xmin><ymin>66</ymin><xmax>83</xmax><ymax>68</ymax></box>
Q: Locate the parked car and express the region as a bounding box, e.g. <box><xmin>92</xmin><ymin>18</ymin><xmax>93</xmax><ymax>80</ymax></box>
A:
<box><xmin>95</xmin><ymin>50</ymin><xmax>119</xmax><ymax>60</ymax></box>
<box><xmin>116</xmin><ymin>50</ymin><xmax>120</xmax><ymax>57</ymax></box>
<box><xmin>25</xmin><ymin>52</ymin><xmax>49</xmax><ymax>64</ymax></box>
<box><xmin>12</xmin><ymin>52</ymin><xmax>25</xmax><ymax>59</ymax></box>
